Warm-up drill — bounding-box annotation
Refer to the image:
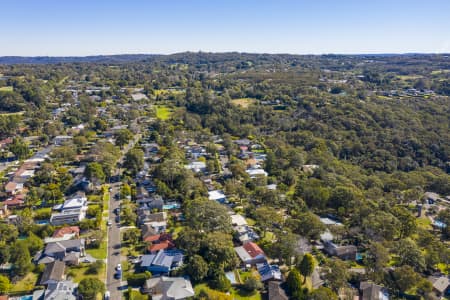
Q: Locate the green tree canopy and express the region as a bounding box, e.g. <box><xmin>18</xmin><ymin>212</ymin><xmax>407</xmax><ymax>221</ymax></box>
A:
<box><xmin>78</xmin><ymin>278</ymin><xmax>105</xmax><ymax>300</ymax></box>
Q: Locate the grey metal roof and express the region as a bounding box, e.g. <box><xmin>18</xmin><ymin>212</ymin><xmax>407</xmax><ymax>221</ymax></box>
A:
<box><xmin>40</xmin><ymin>260</ymin><xmax>65</xmax><ymax>285</ymax></box>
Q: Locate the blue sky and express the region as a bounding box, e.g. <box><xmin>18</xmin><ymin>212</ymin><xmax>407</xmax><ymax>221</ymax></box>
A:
<box><xmin>1</xmin><ymin>0</ymin><xmax>450</xmax><ymax>56</ymax></box>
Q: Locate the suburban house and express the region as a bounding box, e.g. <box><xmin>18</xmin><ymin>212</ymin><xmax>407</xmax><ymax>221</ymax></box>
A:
<box><xmin>39</xmin><ymin>261</ymin><xmax>65</xmax><ymax>285</ymax></box>
<box><xmin>428</xmin><ymin>276</ymin><xmax>449</xmax><ymax>298</ymax></box>
<box><xmin>235</xmin><ymin>242</ymin><xmax>267</xmax><ymax>266</ymax></box>
<box><xmin>231</xmin><ymin>214</ymin><xmax>247</xmax><ymax>227</ymax></box>
<box><xmin>184</xmin><ymin>161</ymin><xmax>206</xmax><ymax>173</ymax></box>
<box><xmin>185</xmin><ymin>145</ymin><xmax>206</xmax><ymax>160</ymax></box>
<box><xmin>246</xmin><ymin>166</ymin><xmax>268</xmax><ymax>178</ymax></box>
<box><xmin>32</xmin><ymin>280</ymin><xmax>78</xmax><ymax>300</ymax></box>
<box><xmin>45</xmin><ymin>226</ymin><xmax>80</xmax><ymax>243</ymax></box>
<box><xmin>3</xmin><ymin>194</ymin><xmax>25</xmax><ymax>208</ymax></box>
<box><xmin>140</xmin><ymin>250</ymin><xmax>184</xmax><ymax>275</ymax></box>
<box><xmin>52</xmin><ymin>226</ymin><xmax>80</xmax><ymax>239</ymax></box>
<box><xmin>208</xmin><ymin>190</ymin><xmax>227</xmax><ymax>203</ymax></box>
<box><xmin>137</xmin><ymin>195</ymin><xmax>164</xmax><ymax>211</ymax></box>
<box><xmin>35</xmin><ymin>239</ymin><xmax>85</xmax><ymax>265</ymax></box>
<box><xmin>323</xmin><ymin>241</ymin><xmax>357</xmax><ymax>260</ymax></box>
<box><xmin>234</xmin><ymin>139</ymin><xmax>251</xmax><ymax>147</ymax></box>
<box><xmin>139</xmin><ymin>211</ymin><xmax>167</xmax><ymax>233</ymax></box>
<box><xmin>50</xmin><ymin>193</ymin><xmax>88</xmax><ymax>225</ymax></box>
<box><xmin>257</xmin><ymin>262</ymin><xmax>282</xmax><ymax>281</ymax></box>
<box><xmin>142</xmin><ymin>276</ymin><xmax>194</xmax><ymax>299</ymax></box>
<box><xmin>144</xmin><ymin>232</ymin><xmax>175</xmax><ymax>253</ymax></box>
<box><xmin>359</xmin><ymin>281</ymin><xmax>389</xmax><ymax>300</ymax></box>
<box><xmin>4</xmin><ymin>181</ymin><xmax>23</xmax><ymax>195</ymax></box>
<box><xmin>141</xmin><ymin>223</ymin><xmax>158</xmax><ymax>239</ymax></box>
<box><xmin>231</xmin><ymin>214</ymin><xmax>260</xmax><ymax>243</ymax></box>
<box><xmin>131</xmin><ymin>93</ymin><xmax>148</xmax><ymax>101</ymax></box>
<box><xmin>53</xmin><ymin>135</ymin><xmax>73</xmax><ymax>146</ymax></box>
<box><xmin>138</xmin><ymin>211</ymin><xmax>167</xmax><ymax>225</ymax></box>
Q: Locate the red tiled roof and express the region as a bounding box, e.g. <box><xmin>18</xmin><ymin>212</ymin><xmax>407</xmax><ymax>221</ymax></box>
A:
<box><xmin>0</xmin><ymin>295</ymin><xmax>9</xmax><ymax>300</ymax></box>
<box><xmin>144</xmin><ymin>234</ymin><xmax>161</xmax><ymax>243</ymax></box>
<box><xmin>14</xmin><ymin>193</ymin><xmax>26</xmax><ymax>200</ymax></box>
<box><xmin>144</xmin><ymin>233</ymin><xmax>173</xmax><ymax>244</ymax></box>
<box><xmin>4</xmin><ymin>197</ymin><xmax>24</xmax><ymax>206</ymax></box>
<box><xmin>243</xmin><ymin>242</ymin><xmax>265</xmax><ymax>258</ymax></box>
<box><xmin>52</xmin><ymin>226</ymin><xmax>80</xmax><ymax>238</ymax></box>
<box><xmin>148</xmin><ymin>240</ymin><xmax>174</xmax><ymax>252</ymax></box>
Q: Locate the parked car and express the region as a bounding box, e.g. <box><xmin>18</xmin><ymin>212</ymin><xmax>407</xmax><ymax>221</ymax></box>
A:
<box><xmin>114</xmin><ymin>270</ymin><xmax>122</xmax><ymax>280</ymax></box>
<box><xmin>104</xmin><ymin>291</ymin><xmax>110</xmax><ymax>300</ymax></box>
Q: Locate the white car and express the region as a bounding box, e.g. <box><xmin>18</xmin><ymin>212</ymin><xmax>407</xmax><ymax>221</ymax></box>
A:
<box><xmin>104</xmin><ymin>291</ymin><xmax>110</xmax><ymax>300</ymax></box>
<box><xmin>116</xmin><ymin>263</ymin><xmax>122</xmax><ymax>271</ymax></box>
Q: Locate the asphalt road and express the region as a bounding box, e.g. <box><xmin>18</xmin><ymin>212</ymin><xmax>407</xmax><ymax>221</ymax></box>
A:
<box><xmin>106</xmin><ymin>175</ymin><xmax>123</xmax><ymax>300</ymax></box>
<box><xmin>106</xmin><ymin>134</ymin><xmax>141</xmax><ymax>299</ymax></box>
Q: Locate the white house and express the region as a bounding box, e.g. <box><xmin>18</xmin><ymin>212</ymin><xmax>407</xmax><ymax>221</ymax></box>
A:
<box><xmin>208</xmin><ymin>190</ymin><xmax>227</xmax><ymax>203</ymax></box>
<box><xmin>184</xmin><ymin>161</ymin><xmax>206</xmax><ymax>173</ymax></box>
<box><xmin>246</xmin><ymin>168</ymin><xmax>268</xmax><ymax>178</ymax></box>
<box><xmin>50</xmin><ymin>193</ymin><xmax>88</xmax><ymax>225</ymax></box>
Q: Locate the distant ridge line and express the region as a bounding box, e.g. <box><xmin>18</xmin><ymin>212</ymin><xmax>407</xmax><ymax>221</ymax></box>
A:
<box><xmin>0</xmin><ymin>52</ymin><xmax>448</xmax><ymax>64</ymax></box>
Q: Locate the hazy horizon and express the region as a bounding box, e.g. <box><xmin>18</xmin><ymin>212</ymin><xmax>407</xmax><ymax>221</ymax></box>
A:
<box><xmin>1</xmin><ymin>51</ymin><xmax>450</xmax><ymax>58</ymax></box>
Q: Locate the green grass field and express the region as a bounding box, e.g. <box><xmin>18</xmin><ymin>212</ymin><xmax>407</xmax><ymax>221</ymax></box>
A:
<box><xmin>194</xmin><ymin>283</ymin><xmax>262</xmax><ymax>300</ymax></box>
<box><xmin>397</xmin><ymin>75</ymin><xmax>423</xmax><ymax>80</ymax></box>
<box><xmin>431</xmin><ymin>69</ymin><xmax>450</xmax><ymax>75</ymax></box>
<box><xmin>67</xmin><ymin>264</ymin><xmax>106</xmax><ymax>283</ymax></box>
<box><xmin>0</xmin><ymin>111</ymin><xmax>24</xmax><ymax>116</ymax></box>
<box><xmin>86</xmin><ymin>240</ymin><xmax>107</xmax><ymax>260</ymax></box>
<box><xmin>125</xmin><ymin>289</ymin><xmax>149</xmax><ymax>300</ymax></box>
<box><xmin>10</xmin><ymin>272</ymin><xmax>38</xmax><ymax>293</ymax></box>
<box><xmin>86</xmin><ymin>186</ymin><xmax>109</xmax><ymax>260</ymax></box>
<box><xmin>416</xmin><ymin>217</ymin><xmax>432</xmax><ymax>230</ymax></box>
<box><xmin>0</xmin><ymin>86</ymin><xmax>13</xmax><ymax>92</ymax></box>
<box><xmin>155</xmin><ymin>105</ymin><xmax>173</xmax><ymax>120</ymax></box>
<box><xmin>231</xmin><ymin>98</ymin><xmax>257</xmax><ymax>108</ymax></box>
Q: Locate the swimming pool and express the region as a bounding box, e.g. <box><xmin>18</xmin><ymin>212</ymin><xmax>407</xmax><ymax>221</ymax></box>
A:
<box><xmin>19</xmin><ymin>296</ymin><xmax>33</xmax><ymax>300</ymax></box>
<box><xmin>163</xmin><ymin>203</ymin><xmax>180</xmax><ymax>210</ymax></box>
<box><xmin>225</xmin><ymin>271</ymin><xmax>238</xmax><ymax>284</ymax></box>
<box><xmin>433</xmin><ymin>220</ymin><xmax>447</xmax><ymax>229</ymax></box>
<box><xmin>35</xmin><ymin>220</ymin><xmax>49</xmax><ymax>225</ymax></box>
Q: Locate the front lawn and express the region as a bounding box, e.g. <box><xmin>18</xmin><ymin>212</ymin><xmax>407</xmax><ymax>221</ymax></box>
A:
<box><xmin>169</xmin><ymin>223</ymin><xmax>184</xmax><ymax>239</ymax></box>
<box><xmin>66</xmin><ymin>263</ymin><xmax>106</xmax><ymax>283</ymax></box>
<box><xmin>231</xmin><ymin>98</ymin><xmax>257</xmax><ymax>108</ymax></box>
<box><xmin>125</xmin><ymin>289</ymin><xmax>149</xmax><ymax>300</ymax></box>
<box><xmin>0</xmin><ymin>86</ymin><xmax>13</xmax><ymax>92</ymax></box>
<box><xmin>10</xmin><ymin>272</ymin><xmax>38</xmax><ymax>293</ymax></box>
<box><xmin>155</xmin><ymin>105</ymin><xmax>173</xmax><ymax>120</ymax></box>
<box><xmin>86</xmin><ymin>239</ymin><xmax>107</xmax><ymax>260</ymax></box>
<box><xmin>416</xmin><ymin>217</ymin><xmax>432</xmax><ymax>230</ymax></box>
<box><xmin>194</xmin><ymin>282</ymin><xmax>262</xmax><ymax>300</ymax></box>
<box><xmin>437</xmin><ymin>263</ymin><xmax>449</xmax><ymax>275</ymax></box>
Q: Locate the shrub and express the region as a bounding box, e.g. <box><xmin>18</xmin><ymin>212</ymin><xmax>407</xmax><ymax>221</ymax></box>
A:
<box><xmin>85</xmin><ymin>260</ymin><xmax>104</xmax><ymax>275</ymax></box>
<box><xmin>126</xmin><ymin>271</ymin><xmax>151</xmax><ymax>287</ymax></box>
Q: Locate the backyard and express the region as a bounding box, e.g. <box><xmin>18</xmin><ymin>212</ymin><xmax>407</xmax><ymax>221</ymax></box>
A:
<box><xmin>155</xmin><ymin>105</ymin><xmax>173</xmax><ymax>120</ymax></box>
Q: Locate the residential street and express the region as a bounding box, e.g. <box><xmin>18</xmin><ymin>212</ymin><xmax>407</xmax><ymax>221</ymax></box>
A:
<box><xmin>106</xmin><ymin>175</ymin><xmax>123</xmax><ymax>300</ymax></box>
<box><xmin>106</xmin><ymin>134</ymin><xmax>141</xmax><ymax>299</ymax></box>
